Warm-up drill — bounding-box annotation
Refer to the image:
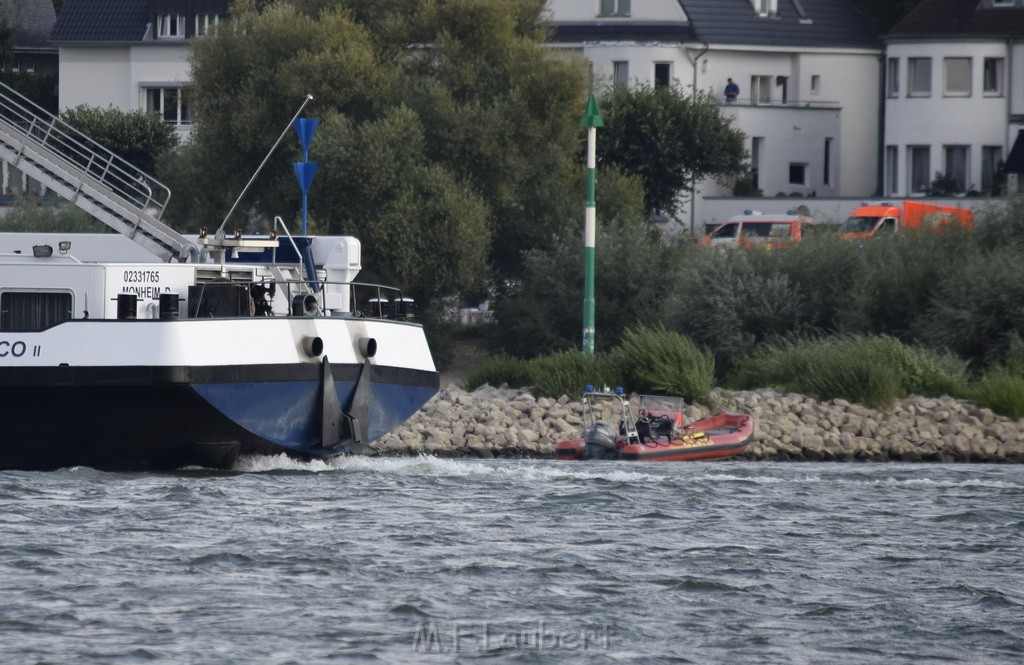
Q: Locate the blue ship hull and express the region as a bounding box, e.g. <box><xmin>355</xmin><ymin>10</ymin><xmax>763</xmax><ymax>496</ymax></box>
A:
<box><xmin>0</xmin><ymin>362</ymin><xmax>438</xmax><ymax>470</ymax></box>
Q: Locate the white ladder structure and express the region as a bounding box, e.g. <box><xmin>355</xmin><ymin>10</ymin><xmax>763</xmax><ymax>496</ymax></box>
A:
<box><xmin>0</xmin><ymin>81</ymin><xmax>195</xmax><ymax>262</ymax></box>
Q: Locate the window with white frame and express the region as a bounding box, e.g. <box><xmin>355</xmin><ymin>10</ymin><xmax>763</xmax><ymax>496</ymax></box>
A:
<box><xmin>944</xmin><ymin>145</ymin><xmax>969</xmax><ymax>192</ymax></box>
<box><xmin>810</xmin><ymin>74</ymin><xmax>820</xmax><ymax>95</ymax></box>
<box><xmin>599</xmin><ymin>0</ymin><xmax>631</xmax><ymax>16</ymax></box>
<box><xmin>885</xmin><ymin>146</ymin><xmax>898</xmax><ymax>196</ymax></box>
<box><xmin>751</xmin><ymin>75</ymin><xmax>772</xmax><ymax>103</ymax></box>
<box><xmin>908</xmin><ymin>145</ymin><xmax>931</xmax><ymax>193</ymax></box>
<box><xmin>751</xmin><ymin>0</ymin><xmax>779</xmax><ymax>17</ymax></box>
<box><xmin>983</xmin><ymin>57</ymin><xmax>1004</xmax><ymax>95</ymax></box>
<box><xmin>145</xmin><ymin>87</ymin><xmax>191</xmax><ymax>126</ymax></box>
<box><xmin>887</xmin><ymin>58</ymin><xmax>899</xmax><ymax>97</ymax></box>
<box><xmin>613</xmin><ymin>61</ymin><xmax>629</xmax><ymax>87</ymax></box>
<box><xmin>195</xmin><ymin>14</ymin><xmax>219</xmax><ymax>37</ymax></box>
<box><xmin>908</xmin><ymin>58</ymin><xmax>932</xmax><ymax>96</ymax></box>
<box><xmin>982</xmin><ymin>146</ymin><xmax>1002</xmax><ymax>193</ymax></box>
<box><xmin>776</xmin><ymin>76</ymin><xmax>789</xmax><ymax>103</ymax></box>
<box><xmin>788</xmin><ymin>163</ymin><xmax>807</xmax><ymax>185</ymax></box>
<box><xmin>944</xmin><ymin>58</ymin><xmax>971</xmax><ymax>96</ymax></box>
<box><xmin>654</xmin><ymin>62</ymin><xmax>671</xmax><ymax>88</ymax></box>
<box><xmin>156</xmin><ymin>14</ymin><xmax>185</xmax><ymax>38</ymax></box>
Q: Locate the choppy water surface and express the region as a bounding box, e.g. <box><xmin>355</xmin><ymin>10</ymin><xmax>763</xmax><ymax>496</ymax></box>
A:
<box><xmin>1</xmin><ymin>458</ymin><xmax>1021</xmax><ymax>664</ymax></box>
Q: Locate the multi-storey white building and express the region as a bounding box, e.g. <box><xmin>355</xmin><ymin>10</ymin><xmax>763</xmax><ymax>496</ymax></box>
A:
<box><xmin>884</xmin><ymin>0</ymin><xmax>1024</xmax><ymax>196</ymax></box>
<box><xmin>50</xmin><ymin>0</ymin><xmax>229</xmax><ymax>137</ymax></box>
<box><xmin>546</xmin><ymin>0</ymin><xmax>883</xmax><ymax>215</ymax></box>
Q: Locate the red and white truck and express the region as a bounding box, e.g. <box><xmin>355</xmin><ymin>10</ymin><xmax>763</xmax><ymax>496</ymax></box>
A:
<box><xmin>838</xmin><ymin>201</ymin><xmax>974</xmax><ymax>240</ymax></box>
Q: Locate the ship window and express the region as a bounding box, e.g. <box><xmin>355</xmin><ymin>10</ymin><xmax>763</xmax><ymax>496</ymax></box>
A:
<box><xmin>1</xmin><ymin>291</ymin><xmax>73</xmax><ymax>331</ymax></box>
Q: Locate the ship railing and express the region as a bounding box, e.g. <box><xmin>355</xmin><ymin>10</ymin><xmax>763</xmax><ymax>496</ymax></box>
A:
<box><xmin>0</xmin><ymin>80</ymin><xmax>172</xmax><ymax>218</ymax></box>
<box><xmin>272</xmin><ymin>279</ymin><xmax>417</xmax><ymax>321</ymax></box>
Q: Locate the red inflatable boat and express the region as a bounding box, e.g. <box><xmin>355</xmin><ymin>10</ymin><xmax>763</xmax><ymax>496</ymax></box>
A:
<box><xmin>555</xmin><ymin>390</ymin><xmax>754</xmax><ymax>462</ymax></box>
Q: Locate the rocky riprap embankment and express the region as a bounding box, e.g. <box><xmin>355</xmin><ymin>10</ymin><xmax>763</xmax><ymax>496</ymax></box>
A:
<box><xmin>373</xmin><ymin>385</ymin><xmax>1024</xmax><ymax>463</ymax></box>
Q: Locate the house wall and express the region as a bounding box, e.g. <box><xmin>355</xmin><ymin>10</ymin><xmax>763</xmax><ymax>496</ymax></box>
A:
<box><xmin>576</xmin><ymin>40</ymin><xmax>880</xmax><ymax>210</ymax></box>
<box><xmin>59</xmin><ymin>44</ymin><xmax>191</xmax><ymax>134</ymax></box>
<box><xmin>720</xmin><ymin>105</ymin><xmax>841</xmax><ymax>197</ymax></box>
<box><xmin>58</xmin><ymin>47</ymin><xmax>133</xmax><ymax>109</ymax></box>
<box><xmin>885</xmin><ymin>40</ymin><xmax>1010</xmax><ymax>195</ymax></box>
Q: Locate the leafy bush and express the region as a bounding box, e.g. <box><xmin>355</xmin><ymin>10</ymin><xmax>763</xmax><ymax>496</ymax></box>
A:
<box><xmin>730</xmin><ymin>335</ymin><xmax>967</xmax><ymax>408</ymax></box>
<box><xmin>61</xmin><ymin>104</ymin><xmax>179</xmax><ymax>174</ymax></box>
<box><xmin>664</xmin><ymin>246</ymin><xmax>804</xmax><ymax>375</ymax></box>
<box><xmin>464</xmin><ymin>354</ymin><xmax>534</xmax><ymax>392</ymax></box>
<box><xmin>528</xmin><ymin>349</ymin><xmax>613</xmax><ymax>399</ymax></box>
<box><xmin>489</xmin><ymin>173</ymin><xmax>677</xmax><ymax>357</ymax></box>
<box><xmin>0</xmin><ymin>198</ymin><xmax>109</xmax><ymax>232</ymax></box>
<box><xmin>608</xmin><ymin>324</ymin><xmax>715</xmax><ymax>404</ymax></box>
<box><xmin>966</xmin><ymin>370</ymin><xmax>1024</xmax><ymax>419</ymax></box>
<box><xmin>911</xmin><ymin>248</ymin><xmax>1024</xmax><ymax>368</ymax></box>
<box><xmin>1005</xmin><ymin>332</ymin><xmax>1024</xmax><ymax>375</ymax></box>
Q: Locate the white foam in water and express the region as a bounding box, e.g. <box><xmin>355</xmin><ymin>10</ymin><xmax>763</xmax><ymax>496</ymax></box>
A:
<box><xmin>231</xmin><ymin>453</ymin><xmax>676</xmax><ymax>483</ymax></box>
<box><xmin>232</xmin><ymin>454</ymin><xmax>338</xmax><ymax>473</ymax></box>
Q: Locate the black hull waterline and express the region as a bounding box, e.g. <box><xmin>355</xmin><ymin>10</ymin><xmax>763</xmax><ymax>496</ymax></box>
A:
<box><xmin>0</xmin><ymin>363</ymin><xmax>438</xmax><ymax>471</ymax></box>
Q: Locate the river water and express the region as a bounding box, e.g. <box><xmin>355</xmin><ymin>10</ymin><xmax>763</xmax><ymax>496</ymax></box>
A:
<box><xmin>1</xmin><ymin>457</ymin><xmax>1021</xmax><ymax>664</ymax></box>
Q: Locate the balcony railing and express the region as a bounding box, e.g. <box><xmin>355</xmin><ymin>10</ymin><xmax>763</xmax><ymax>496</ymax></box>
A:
<box><xmin>719</xmin><ymin>97</ymin><xmax>841</xmax><ymax>109</ymax></box>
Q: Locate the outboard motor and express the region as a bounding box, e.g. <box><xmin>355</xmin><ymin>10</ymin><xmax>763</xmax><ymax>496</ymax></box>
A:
<box><xmin>584</xmin><ymin>422</ymin><xmax>620</xmax><ymax>460</ymax></box>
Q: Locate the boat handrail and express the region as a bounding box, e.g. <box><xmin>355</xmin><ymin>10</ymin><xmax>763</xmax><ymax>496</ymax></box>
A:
<box><xmin>0</xmin><ymin>80</ymin><xmax>172</xmax><ymax>218</ymax></box>
<box><xmin>257</xmin><ymin>277</ymin><xmax>414</xmax><ymax>321</ymax></box>
<box><xmin>272</xmin><ymin>215</ymin><xmax>307</xmax><ymax>280</ymax></box>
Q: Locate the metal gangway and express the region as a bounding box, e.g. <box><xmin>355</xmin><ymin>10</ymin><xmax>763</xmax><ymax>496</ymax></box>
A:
<box><xmin>0</xmin><ymin>81</ymin><xmax>194</xmax><ymax>262</ymax></box>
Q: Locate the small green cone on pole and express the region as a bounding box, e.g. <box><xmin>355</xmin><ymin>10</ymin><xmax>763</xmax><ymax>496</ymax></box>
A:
<box><xmin>580</xmin><ymin>93</ymin><xmax>603</xmax><ymax>355</ymax></box>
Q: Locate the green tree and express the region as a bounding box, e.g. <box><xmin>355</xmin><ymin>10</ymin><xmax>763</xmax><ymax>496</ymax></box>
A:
<box><xmin>596</xmin><ymin>84</ymin><xmax>746</xmax><ymax>217</ymax></box>
<box><xmin>61</xmin><ymin>105</ymin><xmax>179</xmax><ymax>174</ymax></box>
<box><xmin>171</xmin><ymin>0</ymin><xmax>588</xmax><ymax>305</ymax></box>
<box><xmin>488</xmin><ymin>167</ymin><xmax>678</xmax><ymax>357</ymax></box>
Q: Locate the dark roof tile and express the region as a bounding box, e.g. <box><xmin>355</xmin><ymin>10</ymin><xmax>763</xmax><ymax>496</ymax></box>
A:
<box><xmin>678</xmin><ymin>0</ymin><xmax>879</xmax><ymax>49</ymax></box>
<box><xmin>550</xmin><ymin>22</ymin><xmax>694</xmax><ymax>43</ymax></box>
<box><xmin>889</xmin><ymin>0</ymin><xmax>1024</xmax><ymax>38</ymax></box>
<box><xmin>51</xmin><ymin>0</ymin><xmax>150</xmax><ymax>42</ymax></box>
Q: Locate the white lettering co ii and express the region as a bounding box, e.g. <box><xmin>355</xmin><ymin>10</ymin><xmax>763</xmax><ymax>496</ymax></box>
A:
<box><xmin>412</xmin><ymin>620</ymin><xmax>611</xmax><ymax>653</ymax></box>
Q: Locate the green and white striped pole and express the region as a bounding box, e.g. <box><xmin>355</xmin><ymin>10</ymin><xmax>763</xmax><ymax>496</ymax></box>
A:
<box><xmin>580</xmin><ymin>93</ymin><xmax>604</xmax><ymax>355</ymax></box>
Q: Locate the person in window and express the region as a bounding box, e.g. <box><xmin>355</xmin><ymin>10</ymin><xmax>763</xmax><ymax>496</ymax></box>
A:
<box><xmin>725</xmin><ymin>78</ymin><xmax>740</xmax><ymax>102</ymax></box>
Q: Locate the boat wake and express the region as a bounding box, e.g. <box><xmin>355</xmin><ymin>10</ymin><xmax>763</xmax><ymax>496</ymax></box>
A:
<box><xmin>230</xmin><ymin>453</ymin><xmax>676</xmax><ymax>483</ymax></box>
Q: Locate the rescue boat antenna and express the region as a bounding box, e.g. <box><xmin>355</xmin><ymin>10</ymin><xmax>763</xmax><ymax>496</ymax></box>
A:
<box><xmin>217</xmin><ymin>94</ymin><xmax>314</xmax><ymax>236</ymax></box>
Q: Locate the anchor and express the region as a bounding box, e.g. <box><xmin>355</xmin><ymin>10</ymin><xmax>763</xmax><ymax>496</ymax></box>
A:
<box><xmin>319</xmin><ymin>355</ymin><xmax>376</xmax><ymax>455</ymax></box>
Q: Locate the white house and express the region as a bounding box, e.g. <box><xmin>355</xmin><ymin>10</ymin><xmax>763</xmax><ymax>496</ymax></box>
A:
<box><xmin>50</xmin><ymin>0</ymin><xmax>229</xmax><ymax>137</ymax></box>
<box><xmin>884</xmin><ymin>0</ymin><xmax>1024</xmax><ymax>196</ymax></box>
<box><xmin>546</xmin><ymin>0</ymin><xmax>882</xmax><ymax>229</ymax></box>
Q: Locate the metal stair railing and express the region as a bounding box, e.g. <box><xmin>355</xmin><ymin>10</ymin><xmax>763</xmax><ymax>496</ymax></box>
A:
<box><xmin>0</xmin><ymin>80</ymin><xmax>194</xmax><ymax>262</ymax></box>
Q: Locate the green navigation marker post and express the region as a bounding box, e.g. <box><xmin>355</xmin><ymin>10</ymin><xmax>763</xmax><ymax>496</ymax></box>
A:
<box><xmin>580</xmin><ymin>93</ymin><xmax>604</xmax><ymax>355</ymax></box>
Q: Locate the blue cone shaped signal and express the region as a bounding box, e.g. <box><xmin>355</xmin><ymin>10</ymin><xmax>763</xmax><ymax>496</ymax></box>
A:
<box><xmin>293</xmin><ymin>161</ymin><xmax>318</xmax><ymax>194</ymax></box>
<box><xmin>293</xmin><ymin>118</ymin><xmax>320</xmax><ymax>154</ymax></box>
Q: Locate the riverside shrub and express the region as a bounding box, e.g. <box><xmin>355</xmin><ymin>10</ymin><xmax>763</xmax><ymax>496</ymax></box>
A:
<box><xmin>464</xmin><ymin>355</ymin><xmax>534</xmax><ymax>392</ymax></box>
<box><xmin>966</xmin><ymin>370</ymin><xmax>1024</xmax><ymax>420</ymax></box>
<box><xmin>730</xmin><ymin>335</ymin><xmax>967</xmax><ymax>408</ymax></box>
<box><xmin>609</xmin><ymin>324</ymin><xmax>715</xmax><ymax>405</ymax></box>
<box><xmin>528</xmin><ymin>350</ymin><xmax>614</xmax><ymax>399</ymax></box>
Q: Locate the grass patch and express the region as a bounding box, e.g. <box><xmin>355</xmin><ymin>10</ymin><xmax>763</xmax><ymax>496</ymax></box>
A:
<box><xmin>730</xmin><ymin>335</ymin><xmax>967</xmax><ymax>409</ymax></box>
<box><xmin>464</xmin><ymin>354</ymin><xmax>534</xmax><ymax>392</ymax></box>
<box><xmin>966</xmin><ymin>370</ymin><xmax>1024</xmax><ymax>419</ymax></box>
<box><xmin>528</xmin><ymin>349</ymin><xmax>613</xmax><ymax>399</ymax></box>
